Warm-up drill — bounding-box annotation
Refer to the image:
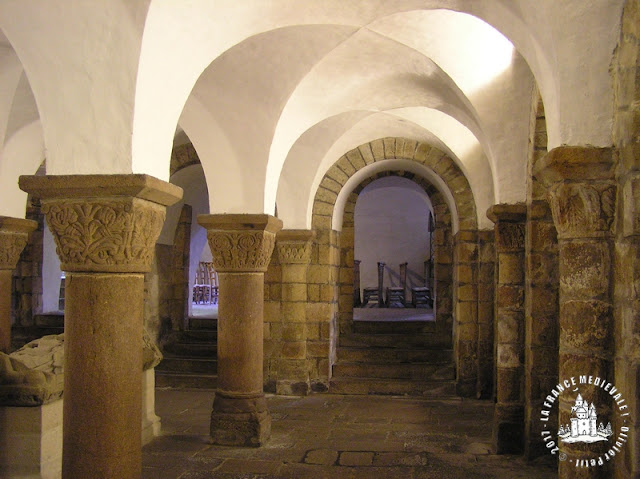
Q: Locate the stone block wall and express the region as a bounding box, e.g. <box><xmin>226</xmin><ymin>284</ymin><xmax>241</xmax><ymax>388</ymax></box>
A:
<box><xmin>144</xmin><ymin>204</ymin><xmax>191</xmax><ymax>344</ymax></box>
<box><xmin>263</xmin><ymin>247</ymin><xmax>281</xmax><ymax>392</ymax></box>
<box><xmin>432</xmin><ymin>197</ymin><xmax>453</xmax><ymax>328</ymax></box>
<box><xmin>613</xmin><ymin>2</ymin><xmax>640</xmax><ymax>476</ymax></box>
<box><xmin>525</xmin><ymin>90</ymin><xmax>559</xmax><ymax>460</ymax></box>
<box><xmin>453</xmin><ymin>229</ymin><xmax>479</xmax><ymax>397</ymax></box>
<box><xmin>488</xmin><ymin>204</ymin><xmax>526</xmax><ymax>454</ymax></box>
<box><xmin>12</xmin><ymin>196</ymin><xmax>44</xmax><ymax>328</ymax></box>
<box><xmin>306</xmin><ymin>229</ymin><xmax>340</xmax><ymax>391</ymax></box>
<box><xmin>338</xmin><ymin>193</ymin><xmax>358</xmax><ymax>337</ymax></box>
<box><xmin>476</xmin><ymin>230</ymin><xmax>494</xmax><ymax>399</ymax></box>
<box><xmin>264</xmin><ymin>226</ymin><xmax>339</xmax><ymax>393</ymax></box>
<box><xmin>170</xmin><ymin>204</ymin><xmax>192</xmax><ymax>334</ymax></box>
<box><xmin>262</xmin><ymin>139</ymin><xmax>479</xmax><ymax>398</ymax></box>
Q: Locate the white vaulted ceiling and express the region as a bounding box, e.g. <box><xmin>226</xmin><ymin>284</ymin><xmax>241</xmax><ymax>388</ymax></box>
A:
<box><xmin>0</xmin><ymin>0</ymin><xmax>626</xmax><ymax>227</ymax></box>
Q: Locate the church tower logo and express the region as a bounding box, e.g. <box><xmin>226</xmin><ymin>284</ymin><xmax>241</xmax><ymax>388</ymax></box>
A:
<box><xmin>558</xmin><ymin>393</ymin><xmax>613</xmax><ymax>443</ymax></box>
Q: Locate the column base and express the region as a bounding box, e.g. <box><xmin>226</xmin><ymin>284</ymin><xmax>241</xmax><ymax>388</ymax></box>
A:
<box><xmin>493</xmin><ymin>403</ymin><xmax>524</xmax><ymax>454</ymax></box>
<box><xmin>210</xmin><ymin>391</ymin><xmax>271</xmax><ymax>447</ymax></box>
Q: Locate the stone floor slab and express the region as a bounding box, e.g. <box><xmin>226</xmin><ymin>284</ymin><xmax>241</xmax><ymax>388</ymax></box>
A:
<box><xmin>144</xmin><ymin>389</ymin><xmax>558</xmax><ymax>478</ymax></box>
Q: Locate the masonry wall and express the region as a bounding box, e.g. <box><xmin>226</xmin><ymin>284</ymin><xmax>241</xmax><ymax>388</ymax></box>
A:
<box><xmin>612</xmin><ymin>1</ymin><xmax>640</xmax><ymax>476</ymax></box>
<box><xmin>525</xmin><ymin>89</ymin><xmax>559</xmax><ymax>459</ymax></box>
<box><xmin>477</xmin><ymin>230</ymin><xmax>495</xmax><ymax>399</ymax></box>
<box><xmin>453</xmin><ymin>229</ymin><xmax>479</xmax><ymax>397</ymax></box>
<box><xmin>12</xmin><ymin>195</ymin><xmax>43</xmax><ymax>328</ymax></box>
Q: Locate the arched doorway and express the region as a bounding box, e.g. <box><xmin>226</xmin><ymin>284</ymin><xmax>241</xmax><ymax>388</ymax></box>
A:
<box><xmin>354</xmin><ymin>175</ymin><xmax>434</xmax><ymax>320</ymax></box>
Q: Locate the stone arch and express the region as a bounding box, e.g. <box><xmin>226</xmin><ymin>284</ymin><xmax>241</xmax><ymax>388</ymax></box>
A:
<box><xmin>336</xmin><ymin>170</ymin><xmax>454</xmax><ymax>340</ymax></box>
<box><xmin>311</xmin><ymin>138</ymin><xmax>477</xmax><ymax>233</ymax></box>
<box><xmin>304</xmin><ymin>138</ymin><xmax>480</xmax><ymax>395</ymax></box>
<box><xmin>170</xmin><ymin>142</ymin><xmax>201</xmax><ymax>177</ymax></box>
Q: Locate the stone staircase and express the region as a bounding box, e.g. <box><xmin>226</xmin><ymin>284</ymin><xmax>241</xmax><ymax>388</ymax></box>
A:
<box><xmin>155</xmin><ymin>317</ymin><xmax>218</xmax><ymax>389</ymax></box>
<box><xmin>330</xmin><ymin>319</ymin><xmax>456</xmax><ymax>397</ymax></box>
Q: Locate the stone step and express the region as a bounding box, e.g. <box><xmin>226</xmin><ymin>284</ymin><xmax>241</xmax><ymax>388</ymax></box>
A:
<box><xmin>339</xmin><ymin>333</ymin><xmax>451</xmax><ymax>349</ymax></box>
<box><xmin>174</xmin><ymin>329</ymin><xmax>218</xmax><ymax>343</ymax></box>
<box><xmin>34</xmin><ymin>313</ymin><xmax>65</xmax><ymax>328</ymax></box>
<box><xmin>351</xmin><ymin>320</ymin><xmax>437</xmax><ymax>335</ymax></box>
<box><xmin>329</xmin><ymin>377</ymin><xmax>456</xmax><ymax>397</ymax></box>
<box><xmin>155</xmin><ymin>371</ymin><xmax>218</xmax><ymax>389</ymax></box>
<box><xmin>337</xmin><ymin>347</ymin><xmax>453</xmax><ymax>364</ymax></box>
<box><xmin>332</xmin><ymin>361</ymin><xmax>455</xmax><ymax>381</ymax></box>
<box><xmin>157</xmin><ymin>356</ymin><xmax>217</xmax><ymax>374</ymax></box>
<box><xmin>163</xmin><ymin>341</ymin><xmax>217</xmax><ymax>358</ymax></box>
<box><xmin>189</xmin><ymin>317</ymin><xmax>218</xmax><ymax>331</ymax></box>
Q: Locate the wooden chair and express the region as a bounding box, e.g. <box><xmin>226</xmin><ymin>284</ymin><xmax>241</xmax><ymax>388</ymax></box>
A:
<box><xmin>362</xmin><ymin>262</ymin><xmax>385</xmax><ymax>307</ymax></box>
<box><xmin>192</xmin><ymin>262</ymin><xmax>211</xmax><ymax>304</ymax></box>
<box><xmin>411</xmin><ymin>259</ymin><xmax>433</xmax><ymax>308</ymax></box>
<box><xmin>353</xmin><ymin>259</ymin><xmax>362</xmax><ymax>307</ymax></box>
<box><xmin>58</xmin><ymin>272</ymin><xmax>66</xmax><ymax>311</ymax></box>
<box><xmin>205</xmin><ymin>262</ymin><xmax>219</xmax><ymax>305</ymax></box>
<box><xmin>386</xmin><ymin>262</ymin><xmax>407</xmax><ymax>307</ymax></box>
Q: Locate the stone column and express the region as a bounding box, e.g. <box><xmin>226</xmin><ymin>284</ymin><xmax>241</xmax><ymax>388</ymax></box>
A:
<box><xmin>534</xmin><ymin>146</ymin><xmax>616</xmax><ymax>479</ymax></box>
<box><xmin>19</xmin><ymin>174</ymin><xmax>182</xmax><ymax>479</ymax></box>
<box><xmin>275</xmin><ymin>229</ymin><xmax>314</xmax><ymax>395</ymax></box>
<box><xmin>0</xmin><ymin>217</ymin><xmax>37</xmax><ymax>352</ymax></box>
<box><xmin>197</xmin><ymin>214</ymin><xmax>282</xmax><ymax>447</ymax></box>
<box><xmin>487</xmin><ymin>204</ymin><xmax>526</xmax><ymax>454</ymax></box>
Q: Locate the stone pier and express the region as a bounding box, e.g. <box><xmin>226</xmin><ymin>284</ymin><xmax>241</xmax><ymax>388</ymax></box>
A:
<box><xmin>453</xmin><ymin>229</ymin><xmax>479</xmax><ymax>397</ymax></box>
<box><xmin>0</xmin><ymin>217</ymin><xmax>37</xmax><ymax>353</ymax></box>
<box><xmin>275</xmin><ymin>229</ymin><xmax>315</xmax><ymax>395</ymax></box>
<box><xmin>19</xmin><ymin>174</ymin><xmax>182</xmax><ymax>479</ymax></box>
<box><xmin>535</xmin><ymin>146</ymin><xmax>616</xmax><ymax>479</ymax></box>
<box><xmin>487</xmin><ymin>204</ymin><xmax>526</xmax><ymax>454</ymax></box>
<box><xmin>198</xmin><ymin>214</ymin><xmax>282</xmax><ymax>447</ymax></box>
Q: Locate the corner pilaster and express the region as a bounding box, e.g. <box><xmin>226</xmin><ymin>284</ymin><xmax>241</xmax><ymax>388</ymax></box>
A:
<box><xmin>0</xmin><ymin>217</ymin><xmax>37</xmax><ymax>352</ymax></box>
<box><xmin>487</xmin><ymin>203</ymin><xmax>527</xmax><ymax>454</ymax></box>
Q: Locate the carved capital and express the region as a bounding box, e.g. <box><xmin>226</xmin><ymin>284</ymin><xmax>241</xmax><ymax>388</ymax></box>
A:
<box><xmin>198</xmin><ymin>214</ymin><xmax>283</xmax><ymax>273</ymax></box>
<box><xmin>547</xmin><ymin>183</ymin><xmax>616</xmax><ymax>238</ymax></box>
<box><xmin>276</xmin><ymin>230</ymin><xmax>315</xmax><ymax>265</ymax></box>
<box><xmin>487</xmin><ymin>204</ymin><xmax>526</xmax><ymax>251</ymax></box>
<box><xmin>43</xmin><ymin>198</ymin><xmax>166</xmax><ymax>272</ymax></box>
<box><xmin>533</xmin><ymin>146</ymin><xmax>616</xmax><ymax>239</ymax></box>
<box><xmin>496</xmin><ymin>223</ymin><xmax>526</xmax><ymax>250</ymax></box>
<box><xmin>0</xmin><ymin>216</ymin><xmax>38</xmax><ymax>270</ymax></box>
<box><xmin>18</xmin><ymin>174</ymin><xmax>182</xmax><ymax>273</ymax></box>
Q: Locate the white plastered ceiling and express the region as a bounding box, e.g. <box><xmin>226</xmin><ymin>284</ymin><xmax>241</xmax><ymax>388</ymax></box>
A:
<box><xmin>0</xmin><ymin>0</ymin><xmax>625</xmax><ymax>228</ymax></box>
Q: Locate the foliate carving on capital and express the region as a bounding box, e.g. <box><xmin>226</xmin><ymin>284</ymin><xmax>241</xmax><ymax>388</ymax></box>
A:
<box><xmin>42</xmin><ymin>198</ymin><xmax>165</xmax><ymax>272</ymax></box>
<box><xmin>208</xmin><ymin>230</ymin><xmax>277</xmax><ymax>272</ymax></box>
<box><xmin>0</xmin><ymin>233</ymin><xmax>29</xmax><ymax>270</ymax></box>
<box><xmin>496</xmin><ymin>223</ymin><xmax>525</xmax><ymax>250</ymax></box>
<box><xmin>548</xmin><ymin>183</ymin><xmax>616</xmax><ymax>238</ymax></box>
<box><xmin>277</xmin><ymin>240</ymin><xmax>313</xmax><ymax>265</ymax></box>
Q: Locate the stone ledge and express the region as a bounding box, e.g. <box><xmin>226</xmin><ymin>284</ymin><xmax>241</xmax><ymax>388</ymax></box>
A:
<box><xmin>18</xmin><ymin>174</ymin><xmax>183</xmax><ymax>207</ymax></box>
